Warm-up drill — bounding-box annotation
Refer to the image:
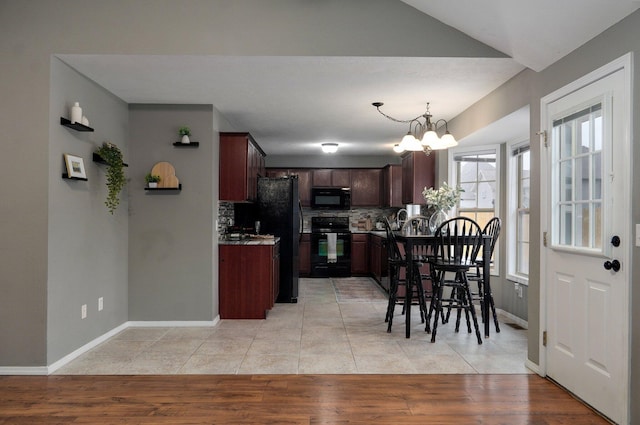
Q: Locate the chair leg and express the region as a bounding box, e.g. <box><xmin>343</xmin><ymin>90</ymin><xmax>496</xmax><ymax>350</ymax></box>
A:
<box><xmin>385</xmin><ymin>267</ymin><xmax>399</xmax><ymax>332</ymax></box>
<box><xmin>430</xmin><ymin>272</ymin><xmax>445</xmax><ymax>343</ymax></box>
<box><xmin>489</xmin><ymin>293</ymin><xmax>500</xmax><ymax>333</ymax></box>
<box><xmin>463</xmin><ymin>280</ymin><xmax>483</xmax><ymax>344</ymax></box>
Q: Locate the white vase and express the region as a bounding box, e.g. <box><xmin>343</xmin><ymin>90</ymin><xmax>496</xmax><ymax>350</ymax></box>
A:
<box><xmin>428</xmin><ymin>208</ymin><xmax>449</xmax><ymax>233</ymax></box>
<box><xmin>148</xmin><ymin>182</ymin><xmax>158</xmax><ymax>188</ymax></box>
<box><xmin>181</xmin><ymin>135</ymin><xmax>190</xmax><ymax>144</ymax></box>
<box><xmin>70</xmin><ymin>102</ymin><xmax>82</xmax><ymax>124</ymax></box>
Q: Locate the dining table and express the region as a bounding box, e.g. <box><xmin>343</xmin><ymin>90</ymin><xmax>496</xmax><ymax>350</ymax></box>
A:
<box><xmin>394</xmin><ymin>232</ymin><xmax>493</xmax><ymax>339</ymax></box>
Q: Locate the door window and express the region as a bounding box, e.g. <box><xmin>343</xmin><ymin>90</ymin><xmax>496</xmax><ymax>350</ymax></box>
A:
<box><xmin>551</xmin><ymin>102</ymin><xmax>604</xmax><ymax>252</ymax></box>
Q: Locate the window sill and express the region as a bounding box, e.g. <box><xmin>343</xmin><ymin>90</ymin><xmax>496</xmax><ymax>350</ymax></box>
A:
<box><xmin>507</xmin><ymin>273</ymin><xmax>529</xmax><ymax>286</ymax></box>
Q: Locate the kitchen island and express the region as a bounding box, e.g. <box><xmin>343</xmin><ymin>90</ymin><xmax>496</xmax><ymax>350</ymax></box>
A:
<box><xmin>219</xmin><ymin>236</ymin><xmax>280</xmax><ymax>319</ymax></box>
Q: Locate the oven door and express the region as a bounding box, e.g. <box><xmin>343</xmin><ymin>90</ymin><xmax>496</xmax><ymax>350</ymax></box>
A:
<box><xmin>310</xmin><ymin>232</ymin><xmax>351</xmax><ymax>277</ymax></box>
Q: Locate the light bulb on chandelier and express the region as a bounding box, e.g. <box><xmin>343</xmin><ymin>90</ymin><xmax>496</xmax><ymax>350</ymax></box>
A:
<box><xmin>321</xmin><ymin>142</ymin><xmax>339</xmax><ymax>153</ymax></box>
<box><xmin>372</xmin><ymin>101</ymin><xmax>458</xmax><ymax>155</ymax></box>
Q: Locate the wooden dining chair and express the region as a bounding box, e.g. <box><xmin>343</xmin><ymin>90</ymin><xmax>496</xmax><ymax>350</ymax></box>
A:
<box><xmin>428</xmin><ymin>217</ymin><xmax>483</xmax><ymax>344</ymax></box>
<box><xmin>467</xmin><ymin>217</ymin><xmax>501</xmax><ymax>333</ymax></box>
<box><xmin>383</xmin><ymin>217</ymin><xmax>430</xmax><ymax>333</ymax></box>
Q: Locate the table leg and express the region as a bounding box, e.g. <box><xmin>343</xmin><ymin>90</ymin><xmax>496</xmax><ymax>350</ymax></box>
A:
<box><xmin>405</xmin><ymin>242</ymin><xmax>413</xmax><ymax>338</ymax></box>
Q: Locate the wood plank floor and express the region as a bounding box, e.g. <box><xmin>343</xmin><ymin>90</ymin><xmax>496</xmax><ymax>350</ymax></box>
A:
<box><xmin>0</xmin><ymin>374</ymin><xmax>609</xmax><ymax>424</ymax></box>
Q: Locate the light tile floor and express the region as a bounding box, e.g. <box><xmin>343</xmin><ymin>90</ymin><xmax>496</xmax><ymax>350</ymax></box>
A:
<box><xmin>55</xmin><ymin>277</ymin><xmax>531</xmax><ymax>375</ymax></box>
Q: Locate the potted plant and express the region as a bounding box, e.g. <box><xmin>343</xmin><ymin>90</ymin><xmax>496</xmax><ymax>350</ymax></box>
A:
<box><xmin>96</xmin><ymin>142</ymin><xmax>126</xmax><ymax>214</ymax></box>
<box><xmin>179</xmin><ymin>126</ymin><xmax>191</xmax><ymax>144</ymax></box>
<box><xmin>145</xmin><ymin>173</ymin><xmax>161</xmax><ymax>188</ymax></box>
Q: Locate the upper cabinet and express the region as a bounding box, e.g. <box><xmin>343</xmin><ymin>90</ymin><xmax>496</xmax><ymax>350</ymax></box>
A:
<box><xmin>401</xmin><ymin>151</ymin><xmax>435</xmax><ymax>204</ymax></box>
<box><xmin>350</xmin><ymin>168</ymin><xmax>382</xmax><ymax>207</ymax></box>
<box><xmin>383</xmin><ymin>164</ymin><xmax>403</xmax><ymax>207</ymax></box>
<box><xmin>265</xmin><ymin>168</ymin><xmax>312</xmax><ymax>207</ymax></box>
<box><xmin>312</xmin><ymin>169</ymin><xmax>351</xmax><ymax>188</ymax></box>
<box><xmin>219</xmin><ymin>132</ymin><xmax>265</xmax><ymax>202</ymax></box>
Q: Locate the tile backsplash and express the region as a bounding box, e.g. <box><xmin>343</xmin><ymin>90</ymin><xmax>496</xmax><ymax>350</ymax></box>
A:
<box><xmin>217</xmin><ymin>201</ymin><xmax>404</xmax><ymax>236</ymax></box>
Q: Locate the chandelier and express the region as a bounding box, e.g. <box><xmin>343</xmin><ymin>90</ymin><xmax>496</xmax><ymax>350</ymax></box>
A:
<box><xmin>372</xmin><ymin>102</ymin><xmax>457</xmax><ymax>155</ymax></box>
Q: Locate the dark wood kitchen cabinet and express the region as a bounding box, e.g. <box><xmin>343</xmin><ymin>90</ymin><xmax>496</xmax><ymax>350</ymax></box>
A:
<box><xmin>219</xmin><ymin>132</ymin><xmax>265</xmax><ymax>202</ymax></box>
<box><xmin>312</xmin><ymin>169</ymin><xmax>351</xmax><ymax>188</ymax></box>
<box><xmin>350</xmin><ymin>168</ymin><xmax>382</xmax><ymax>207</ymax></box>
<box><xmin>219</xmin><ymin>243</ymin><xmax>279</xmax><ymax>319</ymax></box>
<box><xmin>265</xmin><ymin>168</ymin><xmax>312</xmax><ymax>207</ymax></box>
<box><xmin>383</xmin><ymin>164</ymin><xmax>403</xmax><ymax>207</ymax></box>
<box><xmin>299</xmin><ymin>233</ymin><xmax>311</xmax><ymax>277</ymax></box>
<box><xmin>369</xmin><ymin>234</ymin><xmax>388</xmax><ymax>290</ymax></box>
<box><xmin>401</xmin><ymin>151</ymin><xmax>436</xmax><ymax>204</ymax></box>
<box><xmin>351</xmin><ymin>233</ymin><xmax>369</xmax><ymax>275</ymax></box>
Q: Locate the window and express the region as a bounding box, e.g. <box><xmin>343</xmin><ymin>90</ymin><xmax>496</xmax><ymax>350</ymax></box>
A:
<box><xmin>552</xmin><ymin>103</ymin><xmax>603</xmax><ymax>251</ymax></box>
<box><xmin>449</xmin><ymin>145</ymin><xmax>500</xmax><ymax>273</ymax></box>
<box><xmin>507</xmin><ymin>142</ymin><xmax>530</xmax><ymax>283</ymax></box>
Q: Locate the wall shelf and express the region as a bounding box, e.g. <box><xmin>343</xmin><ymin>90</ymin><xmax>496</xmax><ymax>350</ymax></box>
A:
<box><xmin>173</xmin><ymin>142</ymin><xmax>199</xmax><ymax>147</ymax></box>
<box><xmin>60</xmin><ymin>117</ymin><xmax>94</xmax><ymax>132</ymax></box>
<box><xmin>93</xmin><ymin>152</ymin><xmax>129</xmax><ymax>167</ymax></box>
<box><xmin>62</xmin><ymin>173</ymin><xmax>88</xmax><ymax>181</ymax></box>
<box><xmin>144</xmin><ymin>184</ymin><xmax>182</xmax><ymax>191</ymax></box>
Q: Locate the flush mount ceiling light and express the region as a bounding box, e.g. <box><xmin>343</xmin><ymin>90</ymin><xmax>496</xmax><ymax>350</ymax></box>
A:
<box><xmin>372</xmin><ymin>101</ymin><xmax>457</xmax><ymax>155</ymax></box>
<box><xmin>321</xmin><ymin>143</ymin><xmax>339</xmax><ymax>153</ymax></box>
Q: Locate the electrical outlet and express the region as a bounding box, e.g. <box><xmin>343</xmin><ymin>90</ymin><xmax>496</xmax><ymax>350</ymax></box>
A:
<box><xmin>81</xmin><ymin>304</ymin><xmax>87</xmax><ymax>319</ymax></box>
<box><xmin>98</xmin><ymin>297</ymin><xmax>103</xmax><ymax>311</ymax></box>
<box><xmin>515</xmin><ymin>283</ymin><xmax>523</xmax><ymax>298</ymax></box>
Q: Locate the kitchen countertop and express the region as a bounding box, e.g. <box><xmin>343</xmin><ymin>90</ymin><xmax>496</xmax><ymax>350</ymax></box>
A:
<box><xmin>219</xmin><ymin>236</ymin><xmax>280</xmax><ymax>245</ymax></box>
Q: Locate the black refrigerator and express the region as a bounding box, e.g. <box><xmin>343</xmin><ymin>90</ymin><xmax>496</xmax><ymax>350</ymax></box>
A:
<box><xmin>257</xmin><ymin>176</ymin><xmax>301</xmax><ymax>303</ymax></box>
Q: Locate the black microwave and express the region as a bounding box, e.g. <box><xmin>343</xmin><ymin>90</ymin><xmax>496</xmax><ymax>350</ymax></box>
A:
<box><xmin>311</xmin><ymin>187</ymin><xmax>351</xmax><ymax>210</ymax></box>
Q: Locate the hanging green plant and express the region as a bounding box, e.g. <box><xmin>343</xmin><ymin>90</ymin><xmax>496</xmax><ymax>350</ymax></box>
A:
<box><xmin>96</xmin><ymin>142</ymin><xmax>126</xmax><ymax>214</ymax></box>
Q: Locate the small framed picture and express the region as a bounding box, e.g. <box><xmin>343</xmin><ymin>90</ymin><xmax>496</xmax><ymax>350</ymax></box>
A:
<box><xmin>64</xmin><ymin>153</ymin><xmax>87</xmax><ymax>179</ymax></box>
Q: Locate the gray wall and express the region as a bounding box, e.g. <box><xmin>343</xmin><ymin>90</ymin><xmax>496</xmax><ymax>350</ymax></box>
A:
<box><xmin>47</xmin><ymin>59</ymin><xmax>130</xmax><ymax>363</ymax></box>
<box><xmin>444</xmin><ymin>9</ymin><xmax>640</xmax><ymax>422</ymax></box>
<box><xmin>128</xmin><ymin>105</ymin><xmax>216</xmax><ymax>321</ymax></box>
<box><xmin>0</xmin><ymin>2</ymin><xmax>637</xmax><ymax>419</ymax></box>
<box><xmin>0</xmin><ymin>0</ymin><xmax>500</xmax><ymax>367</ymax></box>
<box><xmin>267</xmin><ymin>154</ymin><xmax>401</xmax><ymax>169</ymax></box>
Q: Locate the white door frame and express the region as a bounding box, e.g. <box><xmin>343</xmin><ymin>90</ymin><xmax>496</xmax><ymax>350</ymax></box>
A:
<box><xmin>539</xmin><ymin>52</ymin><xmax>633</xmax><ymax>422</ymax></box>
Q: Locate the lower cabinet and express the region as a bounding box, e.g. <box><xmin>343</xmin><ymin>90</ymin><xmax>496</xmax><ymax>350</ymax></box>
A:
<box><xmin>219</xmin><ymin>242</ymin><xmax>279</xmax><ymax>319</ymax></box>
<box><xmin>370</xmin><ymin>234</ymin><xmax>389</xmax><ymax>291</ymax></box>
<box><xmin>351</xmin><ymin>234</ymin><xmax>369</xmax><ymax>276</ymax></box>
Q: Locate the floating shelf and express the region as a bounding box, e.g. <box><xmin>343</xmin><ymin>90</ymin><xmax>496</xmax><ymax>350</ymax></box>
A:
<box><xmin>173</xmin><ymin>142</ymin><xmax>199</xmax><ymax>147</ymax></box>
<box><xmin>62</xmin><ymin>173</ymin><xmax>88</xmax><ymax>181</ymax></box>
<box><xmin>145</xmin><ymin>184</ymin><xmax>182</xmax><ymax>191</ymax></box>
<box><xmin>60</xmin><ymin>117</ymin><xmax>94</xmax><ymax>132</ymax></box>
<box><xmin>93</xmin><ymin>152</ymin><xmax>129</xmax><ymax>167</ymax></box>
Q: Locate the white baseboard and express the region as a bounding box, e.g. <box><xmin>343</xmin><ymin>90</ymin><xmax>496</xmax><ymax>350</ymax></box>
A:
<box><xmin>525</xmin><ymin>359</ymin><xmax>542</xmax><ymax>376</ymax></box>
<box><xmin>127</xmin><ymin>318</ymin><xmax>220</xmax><ymax>327</ymax></box>
<box><xmin>496</xmin><ymin>308</ymin><xmax>528</xmax><ymax>330</ymax></box>
<box><xmin>1</xmin><ymin>317</ymin><xmax>222</xmax><ymax>376</ymax></box>
<box><xmin>47</xmin><ymin>322</ymin><xmax>130</xmax><ymax>374</ymax></box>
<box><xmin>0</xmin><ymin>366</ymin><xmax>48</xmax><ymax>375</ymax></box>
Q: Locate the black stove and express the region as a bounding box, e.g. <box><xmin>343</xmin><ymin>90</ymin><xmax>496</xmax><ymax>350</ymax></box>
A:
<box><xmin>310</xmin><ymin>217</ymin><xmax>351</xmax><ymax>277</ymax></box>
<box><xmin>311</xmin><ymin>216</ymin><xmax>350</xmax><ymax>233</ymax></box>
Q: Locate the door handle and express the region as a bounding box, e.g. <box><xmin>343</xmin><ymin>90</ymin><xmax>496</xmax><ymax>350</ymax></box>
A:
<box><xmin>604</xmin><ymin>259</ymin><xmax>621</xmax><ymax>272</ymax></box>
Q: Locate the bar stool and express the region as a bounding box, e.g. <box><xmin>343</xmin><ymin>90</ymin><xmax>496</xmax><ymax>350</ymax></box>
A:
<box><xmin>467</xmin><ymin>217</ymin><xmax>501</xmax><ymax>333</ymax></box>
<box><xmin>428</xmin><ymin>217</ymin><xmax>483</xmax><ymax>344</ymax></box>
<box><xmin>383</xmin><ymin>218</ymin><xmax>430</xmax><ymax>333</ymax></box>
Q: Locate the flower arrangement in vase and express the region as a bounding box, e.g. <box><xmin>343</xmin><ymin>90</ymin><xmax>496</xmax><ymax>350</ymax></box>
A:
<box><xmin>422</xmin><ymin>182</ymin><xmax>464</xmax><ymax>232</ymax></box>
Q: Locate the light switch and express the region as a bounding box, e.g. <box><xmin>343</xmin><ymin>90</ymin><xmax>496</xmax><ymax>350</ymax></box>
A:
<box><xmin>636</xmin><ymin>224</ymin><xmax>640</xmax><ymax>247</ymax></box>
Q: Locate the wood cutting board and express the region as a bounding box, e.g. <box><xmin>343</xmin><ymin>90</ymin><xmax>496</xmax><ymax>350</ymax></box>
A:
<box><xmin>150</xmin><ymin>161</ymin><xmax>180</xmax><ymax>188</ymax></box>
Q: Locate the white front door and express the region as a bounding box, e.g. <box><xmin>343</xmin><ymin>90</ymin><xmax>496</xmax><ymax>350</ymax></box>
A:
<box><xmin>541</xmin><ymin>56</ymin><xmax>631</xmax><ymax>424</ymax></box>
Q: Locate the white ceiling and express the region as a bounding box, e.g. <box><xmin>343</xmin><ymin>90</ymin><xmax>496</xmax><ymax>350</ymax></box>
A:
<box><xmin>58</xmin><ymin>1</ymin><xmax>639</xmax><ymax>157</ymax></box>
